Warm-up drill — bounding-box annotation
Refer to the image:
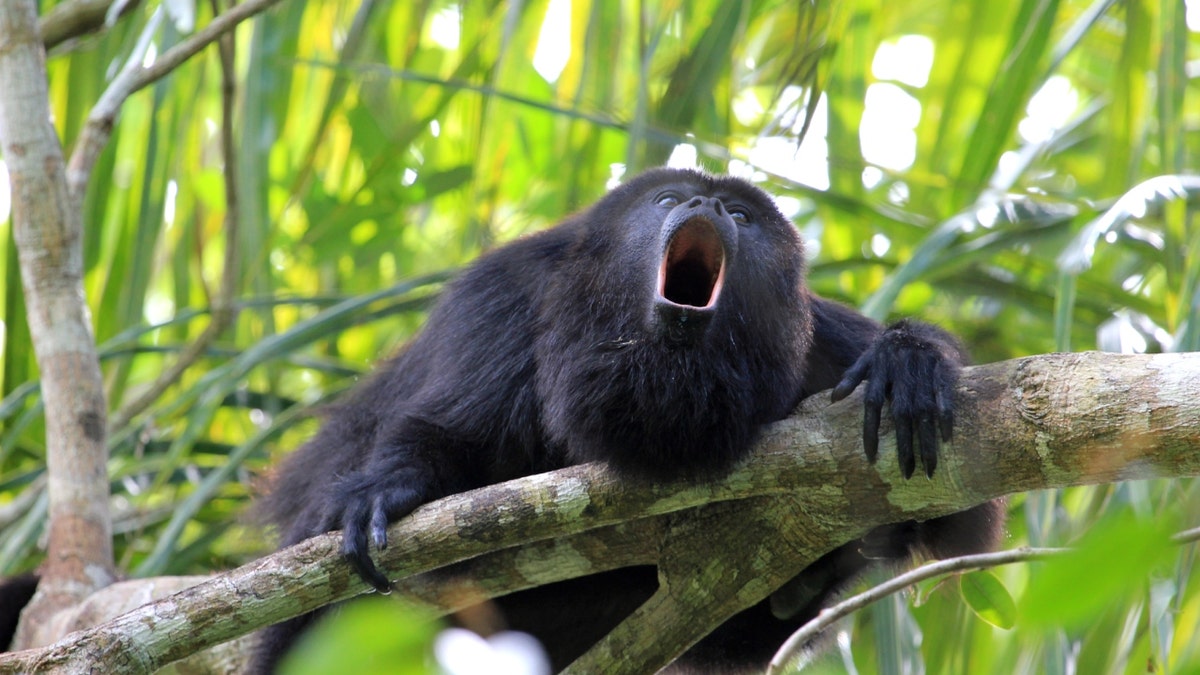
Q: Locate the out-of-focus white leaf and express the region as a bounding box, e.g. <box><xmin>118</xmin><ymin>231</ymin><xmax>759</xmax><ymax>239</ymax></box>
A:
<box><xmin>164</xmin><ymin>0</ymin><xmax>196</xmax><ymax>33</ymax></box>
<box><xmin>1058</xmin><ymin>175</ymin><xmax>1200</xmax><ymax>273</ymax></box>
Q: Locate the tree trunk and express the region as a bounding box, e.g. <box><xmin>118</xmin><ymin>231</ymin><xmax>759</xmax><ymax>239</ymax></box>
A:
<box><xmin>0</xmin><ymin>0</ymin><xmax>114</xmax><ymax>645</ymax></box>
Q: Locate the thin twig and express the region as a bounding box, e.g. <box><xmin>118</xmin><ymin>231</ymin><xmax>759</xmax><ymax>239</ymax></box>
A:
<box><xmin>1174</xmin><ymin>526</ymin><xmax>1200</xmax><ymax>545</ymax></box>
<box><xmin>767</xmin><ymin>524</ymin><xmax>1200</xmax><ymax>673</ymax></box>
<box><xmin>772</xmin><ymin>521</ymin><xmax>1200</xmax><ymax>667</ymax></box>
<box><xmin>211</xmin><ymin>0</ymin><xmax>241</xmax><ymax>328</ymax></box>
<box><xmin>65</xmin><ymin>0</ymin><xmax>285</xmax><ymax>203</ymax></box>
<box><xmin>112</xmin><ymin>0</ymin><xmax>243</xmax><ymax>430</ymax></box>
<box><xmin>766</xmin><ymin>547</ymin><xmax>1071</xmax><ymax>674</ymax></box>
<box><xmin>39</xmin><ymin>0</ymin><xmax>142</xmax><ymax>51</ymax></box>
<box><xmin>769</xmin><ymin>525</ymin><xmax>1200</xmax><ymax>672</ymax></box>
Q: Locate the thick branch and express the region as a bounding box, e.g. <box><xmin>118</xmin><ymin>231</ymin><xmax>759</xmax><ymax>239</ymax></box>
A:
<box><xmin>0</xmin><ymin>0</ymin><xmax>283</xmax><ymax>645</ymax></box>
<box><xmin>0</xmin><ymin>352</ymin><xmax>1197</xmax><ymax>673</ymax></box>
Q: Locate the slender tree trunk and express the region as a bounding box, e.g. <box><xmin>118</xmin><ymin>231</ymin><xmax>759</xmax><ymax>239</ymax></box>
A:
<box><xmin>0</xmin><ymin>0</ymin><xmax>114</xmax><ymax>645</ymax></box>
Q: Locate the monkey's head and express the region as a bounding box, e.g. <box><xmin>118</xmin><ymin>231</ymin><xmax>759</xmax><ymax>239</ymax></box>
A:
<box><xmin>538</xmin><ymin>168</ymin><xmax>811</xmax><ymax>477</ymax></box>
<box><xmin>583</xmin><ymin>168</ymin><xmax>807</xmax><ymax>347</ymax></box>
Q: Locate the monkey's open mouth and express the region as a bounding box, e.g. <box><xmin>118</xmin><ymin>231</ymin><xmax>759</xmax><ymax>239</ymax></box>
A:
<box><xmin>657</xmin><ymin>218</ymin><xmax>726</xmax><ymax>309</ymax></box>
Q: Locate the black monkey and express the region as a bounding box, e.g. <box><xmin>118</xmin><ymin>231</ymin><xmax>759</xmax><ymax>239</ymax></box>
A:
<box><xmin>252</xmin><ymin>168</ymin><xmax>1004</xmax><ymax>672</ymax></box>
<box><xmin>0</xmin><ymin>168</ymin><xmax>1002</xmax><ymax>669</ymax></box>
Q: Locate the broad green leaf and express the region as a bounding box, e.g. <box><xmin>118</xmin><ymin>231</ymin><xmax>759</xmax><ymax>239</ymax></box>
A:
<box><xmin>960</xmin><ymin>569</ymin><xmax>1017</xmax><ymax>629</ymax></box>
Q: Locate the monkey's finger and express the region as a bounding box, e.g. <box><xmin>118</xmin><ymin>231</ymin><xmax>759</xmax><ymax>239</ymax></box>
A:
<box><xmin>345</xmin><ymin>547</ymin><xmax>392</xmax><ymax>594</ymax></box>
<box><xmin>861</xmin><ymin>370</ymin><xmax>889</xmax><ymax>462</ymax></box>
<box><xmin>895</xmin><ymin>414</ymin><xmax>916</xmax><ymax>479</ymax></box>
<box><xmin>347</xmin><ymin>553</ymin><xmax>392</xmax><ymax>594</ymax></box>
<box><xmin>831</xmin><ymin>355</ymin><xmax>872</xmax><ymax>402</ymax></box>
<box><xmin>936</xmin><ymin>388</ymin><xmax>954</xmax><ymax>443</ymax></box>
<box><xmin>863</xmin><ymin>404</ymin><xmax>881</xmax><ymax>464</ymax></box>
<box><xmin>917</xmin><ymin>413</ymin><xmax>938</xmax><ymax>478</ymax></box>
<box><xmin>340</xmin><ymin>499</ymin><xmax>369</xmax><ymax>554</ymax></box>
<box><xmin>368</xmin><ymin>485</ymin><xmax>425</xmax><ymax>550</ymax></box>
<box><xmin>370</xmin><ymin>497</ymin><xmax>390</xmax><ymax>550</ymax></box>
<box><xmin>342</xmin><ymin>506</ymin><xmax>392</xmax><ymax>593</ymax></box>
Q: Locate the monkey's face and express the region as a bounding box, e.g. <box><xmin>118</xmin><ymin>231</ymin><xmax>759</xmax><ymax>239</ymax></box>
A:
<box><xmin>533</xmin><ymin>168</ymin><xmax>811</xmax><ymax>477</ymax></box>
<box><xmin>589</xmin><ymin>169</ymin><xmax>806</xmax><ymax>347</ymax></box>
<box><xmin>651</xmin><ymin>188</ymin><xmax>737</xmax><ymax>344</ymax></box>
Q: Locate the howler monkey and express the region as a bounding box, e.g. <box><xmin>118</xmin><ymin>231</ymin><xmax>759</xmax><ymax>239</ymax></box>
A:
<box><xmin>250</xmin><ymin>168</ymin><xmax>1004</xmax><ymax>672</ymax></box>
<box><xmin>0</xmin><ymin>170</ymin><xmax>1003</xmax><ymax>670</ymax></box>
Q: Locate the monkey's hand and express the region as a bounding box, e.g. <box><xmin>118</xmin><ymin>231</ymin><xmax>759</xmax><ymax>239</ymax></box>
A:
<box><xmin>326</xmin><ymin>456</ymin><xmax>432</xmax><ymax>594</ymax></box>
<box><xmin>830</xmin><ymin>319</ymin><xmax>965</xmax><ymax>478</ymax></box>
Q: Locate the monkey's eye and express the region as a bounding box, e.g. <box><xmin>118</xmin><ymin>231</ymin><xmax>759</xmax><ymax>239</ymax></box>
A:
<box><xmin>656</xmin><ymin>192</ymin><xmax>682</xmax><ymax>208</ymax></box>
<box><xmin>729</xmin><ymin>207</ymin><xmax>751</xmax><ymax>224</ymax></box>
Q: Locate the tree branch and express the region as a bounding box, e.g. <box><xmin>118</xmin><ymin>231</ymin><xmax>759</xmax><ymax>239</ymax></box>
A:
<box><xmin>0</xmin><ymin>0</ymin><xmax>286</xmax><ymax>647</ymax></box>
<box><xmin>65</xmin><ymin>0</ymin><xmax>286</xmax><ymax>205</ymax></box>
<box><xmin>0</xmin><ymin>351</ymin><xmax>1197</xmax><ymax>673</ymax></box>
<box><xmin>38</xmin><ymin>0</ymin><xmax>141</xmax><ymax>52</ymax></box>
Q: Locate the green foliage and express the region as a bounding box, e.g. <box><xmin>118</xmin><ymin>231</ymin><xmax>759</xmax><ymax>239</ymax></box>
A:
<box><xmin>278</xmin><ymin>598</ymin><xmax>438</xmax><ymax>675</ymax></box>
<box><xmin>960</xmin><ymin>570</ymin><xmax>1017</xmax><ymax>630</ymax></box>
<box><xmin>1022</xmin><ymin>510</ymin><xmax>1179</xmax><ymax>632</ymax></box>
<box><xmin>1</xmin><ymin>0</ymin><xmax>1197</xmax><ymax>671</ymax></box>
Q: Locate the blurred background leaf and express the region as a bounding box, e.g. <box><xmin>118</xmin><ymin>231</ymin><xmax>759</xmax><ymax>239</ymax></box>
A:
<box><xmin>278</xmin><ymin>597</ymin><xmax>438</xmax><ymax>675</ymax></box>
<box><xmin>1</xmin><ymin>0</ymin><xmax>1198</xmax><ymax>672</ymax></box>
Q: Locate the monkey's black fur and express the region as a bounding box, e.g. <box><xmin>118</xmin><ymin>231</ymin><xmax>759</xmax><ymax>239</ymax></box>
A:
<box><xmin>253</xmin><ymin>169</ymin><xmax>1003</xmax><ymax>672</ymax></box>
<box><xmin>0</xmin><ymin>169</ymin><xmax>1003</xmax><ymax>671</ymax></box>
<box><xmin>0</xmin><ymin>572</ymin><xmax>36</xmax><ymax>651</ymax></box>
